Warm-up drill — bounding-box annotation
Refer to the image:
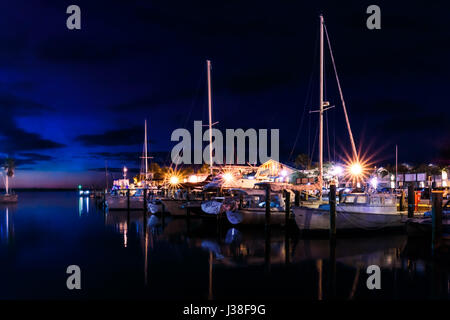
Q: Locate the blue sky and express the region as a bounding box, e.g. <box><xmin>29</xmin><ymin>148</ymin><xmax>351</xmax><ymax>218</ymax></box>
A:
<box><xmin>0</xmin><ymin>0</ymin><xmax>449</xmax><ymax>188</ymax></box>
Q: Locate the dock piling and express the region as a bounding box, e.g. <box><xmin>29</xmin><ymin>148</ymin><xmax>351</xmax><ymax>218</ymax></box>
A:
<box><xmin>431</xmin><ymin>191</ymin><xmax>443</xmax><ymax>253</ymax></box>
<box><xmin>407</xmin><ymin>184</ymin><xmax>414</xmax><ymax>218</ymax></box>
<box><xmin>127</xmin><ymin>188</ymin><xmax>130</xmax><ymax>211</ymax></box>
<box><xmin>284</xmin><ymin>190</ymin><xmax>290</xmax><ymax>227</ymax></box>
<box><xmin>294</xmin><ymin>191</ymin><xmax>300</xmax><ymax>206</ymax></box>
<box><xmin>329</xmin><ymin>184</ymin><xmax>336</xmax><ymax>239</ymax></box>
<box><xmin>265</xmin><ymin>184</ymin><xmax>271</xmax><ymax>229</ymax></box>
<box><xmin>399</xmin><ymin>190</ymin><xmax>405</xmax><ymax>211</ymax></box>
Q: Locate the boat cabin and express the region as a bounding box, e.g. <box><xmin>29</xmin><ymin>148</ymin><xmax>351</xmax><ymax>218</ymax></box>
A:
<box><xmin>341</xmin><ymin>193</ymin><xmax>396</xmax><ymax>206</ymax></box>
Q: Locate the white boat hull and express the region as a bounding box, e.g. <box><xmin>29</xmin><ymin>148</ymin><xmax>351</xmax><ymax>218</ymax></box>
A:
<box><xmin>293</xmin><ymin>206</ymin><xmax>405</xmax><ymax>232</ymax></box>
<box><xmin>201</xmin><ymin>200</ymin><xmax>222</xmax><ymax>215</ymax></box>
<box><xmin>106</xmin><ymin>194</ymin><xmax>145</xmax><ymax>210</ymax></box>
<box><xmin>161</xmin><ymin>199</ymin><xmax>202</xmax><ymax>216</ymax></box>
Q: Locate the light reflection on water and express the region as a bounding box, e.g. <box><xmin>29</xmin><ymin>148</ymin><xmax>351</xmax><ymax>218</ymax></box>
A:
<box><xmin>0</xmin><ymin>191</ymin><xmax>449</xmax><ymax>300</ymax></box>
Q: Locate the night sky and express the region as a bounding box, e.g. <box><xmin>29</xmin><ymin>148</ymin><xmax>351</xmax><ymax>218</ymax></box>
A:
<box><xmin>0</xmin><ymin>0</ymin><xmax>449</xmax><ymax>188</ymax></box>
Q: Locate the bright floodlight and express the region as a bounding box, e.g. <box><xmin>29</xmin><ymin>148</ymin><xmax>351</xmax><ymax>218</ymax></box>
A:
<box><xmin>223</xmin><ymin>172</ymin><xmax>233</xmax><ymax>182</ymax></box>
<box><xmin>280</xmin><ymin>169</ymin><xmax>288</xmax><ymax>177</ymax></box>
<box><xmin>169</xmin><ymin>176</ymin><xmax>179</xmax><ymax>185</ymax></box>
<box><xmin>349</xmin><ymin>163</ymin><xmax>363</xmax><ymax>176</ymax></box>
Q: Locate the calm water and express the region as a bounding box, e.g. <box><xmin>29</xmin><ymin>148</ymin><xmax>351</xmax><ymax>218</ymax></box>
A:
<box><xmin>0</xmin><ymin>191</ymin><xmax>448</xmax><ymax>300</ymax></box>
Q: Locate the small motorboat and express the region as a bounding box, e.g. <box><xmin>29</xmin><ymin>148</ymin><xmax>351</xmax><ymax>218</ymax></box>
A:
<box><xmin>406</xmin><ymin>201</ymin><xmax>450</xmax><ymax>237</ymax></box>
<box><xmin>293</xmin><ymin>192</ymin><xmax>406</xmax><ymax>233</ymax></box>
<box><xmin>148</xmin><ymin>199</ymin><xmax>163</xmax><ymax>214</ymax></box>
<box><xmin>224</xmin><ymin>188</ymin><xmax>289</xmax><ymax>226</ymax></box>
<box><xmin>0</xmin><ymin>193</ymin><xmax>18</xmax><ymax>203</ymax></box>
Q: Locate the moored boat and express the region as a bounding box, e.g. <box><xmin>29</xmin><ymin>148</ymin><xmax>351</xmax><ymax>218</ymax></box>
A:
<box><xmin>224</xmin><ymin>187</ymin><xmax>290</xmax><ymax>226</ymax></box>
<box><xmin>0</xmin><ymin>193</ymin><xmax>18</xmax><ymax>203</ymax></box>
<box><xmin>293</xmin><ymin>192</ymin><xmax>406</xmax><ymax>232</ymax></box>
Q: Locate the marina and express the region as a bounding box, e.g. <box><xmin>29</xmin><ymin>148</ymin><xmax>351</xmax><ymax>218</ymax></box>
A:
<box><xmin>0</xmin><ymin>1</ymin><xmax>449</xmax><ymax>306</ymax></box>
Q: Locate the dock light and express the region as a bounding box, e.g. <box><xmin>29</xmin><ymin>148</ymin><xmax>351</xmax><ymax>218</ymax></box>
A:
<box><xmin>222</xmin><ymin>172</ymin><xmax>234</xmax><ymax>183</ymax></box>
<box><xmin>349</xmin><ymin>162</ymin><xmax>363</xmax><ymax>176</ymax></box>
<box><xmin>78</xmin><ymin>184</ymin><xmax>82</xmax><ymax>190</ymax></box>
<box><xmin>169</xmin><ymin>175</ymin><xmax>179</xmax><ymax>185</ymax></box>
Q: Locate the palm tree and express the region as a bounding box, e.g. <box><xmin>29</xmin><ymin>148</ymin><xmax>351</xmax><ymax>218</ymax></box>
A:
<box><xmin>3</xmin><ymin>158</ymin><xmax>16</xmax><ymax>194</ymax></box>
<box><xmin>295</xmin><ymin>153</ymin><xmax>311</xmax><ymax>169</ymax></box>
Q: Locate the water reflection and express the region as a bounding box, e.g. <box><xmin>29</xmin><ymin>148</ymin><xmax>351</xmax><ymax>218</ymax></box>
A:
<box><xmin>1</xmin><ymin>192</ymin><xmax>448</xmax><ymax>299</ymax></box>
<box><xmin>0</xmin><ymin>207</ymin><xmax>14</xmax><ymax>245</ymax></box>
<box><xmin>100</xmin><ymin>204</ymin><xmax>449</xmax><ymax>299</ymax></box>
<box><xmin>78</xmin><ymin>196</ymin><xmax>90</xmax><ymax>216</ymax></box>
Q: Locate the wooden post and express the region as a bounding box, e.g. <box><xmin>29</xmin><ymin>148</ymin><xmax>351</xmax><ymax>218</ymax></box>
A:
<box><xmin>431</xmin><ymin>191</ymin><xmax>443</xmax><ymax>253</ymax></box>
<box><xmin>127</xmin><ymin>188</ymin><xmax>130</xmax><ymax>211</ymax></box>
<box><xmin>399</xmin><ymin>190</ymin><xmax>405</xmax><ymax>211</ymax></box>
<box><xmin>284</xmin><ymin>190</ymin><xmax>291</xmax><ymax>227</ymax></box>
<box><xmin>265</xmin><ymin>184</ymin><xmax>271</xmax><ymax>228</ymax></box>
<box><xmin>143</xmin><ymin>188</ymin><xmax>148</xmax><ymax>213</ymax></box>
<box><xmin>407</xmin><ymin>184</ymin><xmax>414</xmax><ymax>218</ymax></box>
<box><xmin>284</xmin><ymin>190</ymin><xmax>290</xmax><ymax>265</ymax></box>
<box><xmin>294</xmin><ymin>191</ymin><xmax>300</xmax><ymax>206</ymax></box>
<box><xmin>338</xmin><ymin>189</ymin><xmax>344</xmax><ymax>204</ymax></box>
<box><xmin>329</xmin><ymin>184</ymin><xmax>336</xmax><ymax>239</ymax></box>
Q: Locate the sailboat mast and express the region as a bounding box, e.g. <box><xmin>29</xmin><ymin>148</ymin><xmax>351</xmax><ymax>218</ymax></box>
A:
<box><xmin>319</xmin><ymin>14</ymin><xmax>324</xmax><ymax>201</ymax></box>
<box><xmin>207</xmin><ymin>60</ymin><xmax>213</xmax><ymax>175</ymax></box>
<box><xmin>395</xmin><ymin>144</ymin><xmax>398</xmax><ymax>189</ymax></box>
<box><xmin>144</xmin><ymin>119</ymin><xmax>148</xmax><ymax>179</ymax></box>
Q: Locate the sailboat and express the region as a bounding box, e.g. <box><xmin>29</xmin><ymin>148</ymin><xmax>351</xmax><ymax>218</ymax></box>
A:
<box><xmin>156</xmin><ymin>60</ymin><xmax>215</xmax><ymax>217</ymax></box>
<box><xmin>106</xmin><ymin>120</ymin><xmax>151</xmax><ymax>210</ymax></box>
<box><xmin>292</xmin><ymin>15</ymin><xmax>406</xmax><ymax>232</ymax></box>
<box><xmin>1</xmin><ymin>158</ymin><xmax>18</xmax><ymax>203</ymax></box>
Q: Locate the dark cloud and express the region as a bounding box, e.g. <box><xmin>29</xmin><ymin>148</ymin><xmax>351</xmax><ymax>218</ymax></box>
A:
<box><xmin>0</xmin><ymin>124</ymin><xmax>65</xmax><ymax>153</ymax></box>
<box><xmin>0</xmin><ymin>94</ymin><xmax>53</xmax><ymax>116</ymax></box>
<box><xmin>15</xmin><ymin>153</ymin><xmax>55</xmax><ymax>167</ymax></box>
<box><xmin>75</xmin><ymin>126</ymin><xmax>155</xmax><ymax>147</ymax></box>
<box><xmin>0</xmin><ymin>95</ymin><xmax>64</xmax><ymax>153</ymax></box>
